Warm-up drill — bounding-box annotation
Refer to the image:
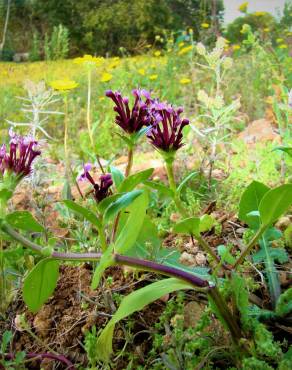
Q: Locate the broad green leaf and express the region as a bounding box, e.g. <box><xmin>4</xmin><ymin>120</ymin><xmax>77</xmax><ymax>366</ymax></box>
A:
<box><xmin>23</xmin><ymin>258</ymin><xmax>59</xmax><ymax>313</ymax></box>
<box><xmin>63</xmin><ymin>200</ymin><xmax>101</xmax><ymax>228</ymax></box>
<box><xmin>98</xmin><ymin>193</ymin><xmax>123</xmax><ymax>214</ymax></box>
<box><xmin>199</xmin><ymin>214</ymin><xmax>215</xmax><ymax>233</ymax></box>
<box><xmin>96</xmin><ymin>278</ymin><xmax>193</xmax><ymax>362</ymax></box>
<box><xmin>144</xmin><ymin>180</ymin><xmax>174</xmax><ymax>197</ymax></box>
<box><xmin>259</xmin><ymin>184</ymin><xmax>292</xmax><ymax>226</ymax></box>
<box><xmin>104</xmin><ymin>190</ymin><xmax>143</xmax><ymax>224</ymax></box>
<box><xmin>91</xmin><ymin>245</ymin><xmax>114</xmax><ymax>289</ymax></box>
<box><xmin>119</xmin><ymin>168</ymin><xmax>154</xmax><ymax>193</ymax></box>
<box><xmin>173</xmin><ymin>217</ymin><xmax>200</xmax><ymax>236</ymax></box>
<box><xmin>0</xmin><ymin>188</ymin><xmax>13</xmax><ymax>201</ymax></box>
<box><xmin>110</xmin><ymin>166</ymin><xmax>124</xmax><ymax>190</ymax></box>
<box><xmin>238</xmin><ymin>181</ymin><xmax>270</xmax><ymax>229</ymax></box>
<box><xmin>115</xmin><ymin>191</ymin><xmax>149</xmax><ymax>253</ymax></box>
<box><xmin>6</xmin><ymin>211</ymin><xmax>44</xmax><ymax>232</ymax></box>
<box><xmin>177</xmin><ymin>171</ymin><xmax>197</xmax><ymax>194</ymax></box>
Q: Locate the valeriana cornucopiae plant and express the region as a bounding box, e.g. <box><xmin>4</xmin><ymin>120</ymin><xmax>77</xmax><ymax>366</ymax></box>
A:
<box><xmin>1</xmin><ymin>86</ymin><xmax>292</xmax><ymax>366</ymax></box>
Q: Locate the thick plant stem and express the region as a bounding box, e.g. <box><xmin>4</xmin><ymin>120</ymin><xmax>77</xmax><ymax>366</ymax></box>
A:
<box><xmin>208</xmin><ymin>286</ymin><xmax>243</xmax><ymax>343</ymax></box>
<box><xmin>233</xmin><ymin>226</ymin><xmax>267</xmax><ymax>268</ymax></box>
<box><xmin>125</xmin><ymin>147</ymin><xmax>133</xmax><ymax>177</ymax></box>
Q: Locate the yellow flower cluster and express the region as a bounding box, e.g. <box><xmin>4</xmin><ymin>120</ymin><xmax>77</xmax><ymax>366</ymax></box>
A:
<box><xmin>100</xmin><ymin>72</ymin><xmax>113</xmax><ymax>82</ymax></box>
<box><xmin>74</xmin><ymin>54</ymin><xmax>104</xmax><ymax>67</ymax></box>
<box><xmin>238</xmin><ymin>2</ymin><xmax>248</xmax><ymax>13</ymax></box>
<box><xmin>201</xmin><ymin>23</ymin><xmax>209</xmax><ymax>29</ymax></box>
<box><xmin>179</xmin><ymin>77</ymin><xmax>191</xmax><ymax>85</ymax></box>
<box><xmin>178</xmin><ymin>45</ymin><xmax>193</xmax><ymax>56</ymax></box>
<box><xmin>154</xmin><ymin>51</ymin><xmax>161</xmax><ymax>57</ymax></box>
<box><xmin>50</xmin><ymin>79</ymin><xmax>78</xmax><ymax>91</ymax></box>
<box><xmin>254</xmin><ymin>11</ymin><xmax>266</xmax><ymax>17</ymax></box>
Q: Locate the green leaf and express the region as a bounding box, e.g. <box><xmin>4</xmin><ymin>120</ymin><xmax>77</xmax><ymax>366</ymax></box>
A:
<box><xmin>173</xmin><ymin>217</ymin><xmax>200</xmax><ymax>236</ymax></box>
<box><xmin>62</xmin><ymin>179</ymin><xmax>72</xmax><ymax>200</ymax></box>
<box><xmin>217</xmin><ymin>245</ymin><xmax>236</xmax><ymax>265</ymax></box>
<box><xmin>276</xmin><ymin>288</ymin><xmax>292</xmax><ymax>317</ymax></box>
<box><xmin>23</xmin><ymin>258</ymin><xmax>59</xmax><ymax>313</ymax></box>
<box><xmin>119</xmin><ymin>168</ymin><xmax>154</xmax><ymax>193</ymax></box>
<box><xmin>177</xmin><ymin>171</ymin><xmax>197</xmax><ymax>194</ymax></box>
<box><xmin>252</xmin><ymin>247</ymin><xmax>288</xmax><ymax>264</ymax></box>
<box><xmin>238</xmin><ymin>181</ymin><xmax>270</xmax><ymax>229</ymax></box>
<box><xmin>273</xmin><ymin>146</ymin><xmax>292</xmax><ymax>158</ymax></box>
<box><xmin>0</xmin><ymin>188</ymin><xmax>13</xmax><ymax>201</ymax></box>
<box><xmin>91</xmin><ymin>245</ymin><xmax>114</xmax><ymax>289</ymax></box>
<box><xmin>259</xmin><ymin>184</ymin><xmax>292</xmax><ymax>227</ymax></box>
<box><xmin>199</xmin><ymin>214</ymin><xmax>214</xmax><ymax>233</ymax></box>
<box><xmin>96</xmin><ymin>278</ymin><xmax>193</xmax><ymax>362</ymax></box>
<box><xmin>131</xmin><ymin>126</ymin><xmax>151</xmax><ymax>143</ymax></box>
<box><xmin>103</xmin><ymin>190</ymin><xmax>143</xmax><ymax>224</ymax></box>
<box><xmin>115</xmin><ymin>191</ymin><xmax>149</xmax><ymax>253</ymax></box>
<box><xmin>144</xmin><ymin>180</ymin><xmax>174</xmax><ymax>197</ymax></box>
<box><xmin>110</xmin><ymin>166</ymin><xmax>124</xmax><ymax>190</ymax></box>
<box><xmin>98</xmin><ymin>193</ymin><xmax>123</xmax><ymax>214</ymax></box>
<box><xmin>6</xmin><ymin>211</ymin><xmax>44</xmax><ymax>232</ymax></box>
<box><xmin>63</xmin><ymin>200</ymin><xmax>101</xmax><ymax>228</ymax></box>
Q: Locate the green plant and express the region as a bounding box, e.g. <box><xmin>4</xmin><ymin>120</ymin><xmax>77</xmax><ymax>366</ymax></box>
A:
<box><xmin>44</xmin><ymin>24</ymin><xmax>69</xmax><ymax>61</ymax></box>
<box><xmin>29</xmin><ymin>30</ymin><xmax>41</xmax><ymax>62</ymax></box>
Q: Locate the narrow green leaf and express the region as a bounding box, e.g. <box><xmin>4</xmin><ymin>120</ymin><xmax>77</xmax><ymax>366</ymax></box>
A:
<box><xmin>110</xmin><ymin>166</ymin><xmax>124</xmax><ymax>190</ymax></box>
<box><xmin>63</xmin><ymin>200</ymin><xmax>101</xmax><ymax>228</ymax></box>
<box><xmin>6</xmin><ymin>211</ymin><xmax>44</xmax><ymax>232</ymax></box>
<box><xmin>115</xmin><ymin>191</ymin><xmax>149</xmax><ymax>253</ymax></box>
<box><xmin>104</xmin><ymin>190</ymin><xmax>142</xmax><ymax>224</ymax></box>
<box><xmin>119</xmin><ymin>168</ymin><xmax>154</xmax><ymax>193</ymax></box>
<box><xmin>173</xmin><ymin>217</ymin><xmax>200</xmax><ymax>236</ymax></box>
<box><xmin>23</xmin><ymin>258</ymin><xmax>59</xmax><ymax>313</ymax></box>
<box><xmin>259</xmin><ymin>184</ymin><xmax>292</xmax><ymax>226</ymax></box>
<box><xmin>177</xmin><ymin>171</ymin><xmax>197</xmax><ymax>194</ymax></box>
<box><xmin>96</xmin><ymin>278</ymin><xmax>193</xmax><ymax>362</ymax></box>
<box><xmin>238</xmin><ymin>181</ymin><xmax>270</xmax><ymax>229</ymax></box>
<box><xmin>91</xmin><ymin>245</ymin><xmax>114</xmax><ymax>289</ymax></box>
<box><xmin>273</xmin><ymin>146</ymin><xmax>292</xmax><ymax>158</ymax></box>
<box><xmin>98</xmin><ymin>193</ymin><xmax>123</xmax><ymax>214</ymax></box>
<box><xmin>144</xmin><ymin>180</ymin><xmax>174</xmax><ymax>197</ymax></box>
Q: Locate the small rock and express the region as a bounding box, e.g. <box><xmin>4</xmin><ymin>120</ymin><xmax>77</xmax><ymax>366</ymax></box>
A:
<box><xmin>185</xmin><ymin>241</ymin><xmax>199</xmax><ymax>254</ymax></box>
<box><xmin>275</xmin><ymin>216</ymin><xmax>291</xmax><ymax>231</ymax></box>
<box><xmin>195</xmin><ymin>253</ymin><xmax>207</xmax><ymax>266</ymax></box>
<box><xmin>159</xmin><ymin>293</ymin><xmax>170</xmax><ymax>303</ymax></box>
<box><xmin>184</xmin><ymin>301</ymin><xmax>204</xmax><ymax>328</ymax></box>
<box><xmin>180</xmin><ymin>252</ymin><xmax>197</xmax><ymax>266</ymax></box>
<box><xmin>236</xmin><ymin>227</ymin><xmax>246</xmax><ymax>235</ymax></box>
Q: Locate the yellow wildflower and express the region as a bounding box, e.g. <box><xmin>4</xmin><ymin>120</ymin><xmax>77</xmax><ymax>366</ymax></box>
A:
<box><xmin>50</xmin><ymin>79</ymin><xmax>78</xmax><ymax>91</ymax></box>
<box><xmin>99</xmin><ymin>96</ymin><xmax>105</xmax><ymax>101</ymax></box>
<box><xmin>254</xmin><ymin>11</ymin><xmax>266</xmax><ymax>16</ymax></box>
<box><xmin>100</xmin><ymin>72</ymin><xmax>113</xmax><ymax>82</ymax></box>
<box><xmin>146</xmin><ymin>44</ymin><xmax>152</xmax><ymax>48</ymax></box>
<box><xmin>179</xmin><ymin>78</ymin><xmax>191</xmax><ymax>85</ymax></box>
<box><xmin>154</xmin><ymin>51</ymin><xmax>161</xmax><ymax>57</ymax></box>
<box><xmin>74</xmin><ymin>54</ymin><xmax>103</xmax><ymax>67</ymax></box>
<box><xmin>201</xmin><ymin>23</ymin><xmax>209</xmax><ymax>29</ymax></box>
<box><xmin>138</xmin><ymin>68</ymin><xmax>146</xmax><ymax>76</ymax></box>
<box><xmin>265</xmin><ymin>96</ymin><xmax>273</xmax><ymax>104</ymax></box>
<box><xmin>233</xmin><ymin>44</ymin><xmax>241</xmax><ymax>51</ymax></box>
<box><xmin>178</xmin><ymin>42</ymin><xmax>185</xmax><ymax>48</ymax></box>
<box><xmin>189</xmin><ymin>28</ymin><xmax>194</xmax><ymax>34</ymax></box>
<box><xmin>149</xmin><ymin>74</ymin><xmax>158</xmax><ymax>80</ymax></box>
<box><xmin>178</xmin><ymin>45</ymin><xmax>193</xmax><ymax>56</ymax></box>
<box><xmin>263</xmin><ymin>28</ymin><xmax>270</xmax><ymax>32</ymax></box>
<box><xmin>278</xmin><ymin>44</ymin><xmax>288</xmax><ymax>49</ymax></box>
<box><xmin>238</xmin><ymin>2</ymin><xmax>248</xmax><ymax>13</ymax></box>
<box><xmin>109</xmin><ymin>60</ymin><xmax>120</xmax><ymax>69</ymax></box>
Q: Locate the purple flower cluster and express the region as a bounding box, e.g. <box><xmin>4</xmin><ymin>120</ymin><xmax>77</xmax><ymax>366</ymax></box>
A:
<box><xmin>0</xmin><ymin>129</ymin><xmax>41</xmax><ymax>179</ymax></box>
<box><xmin>105</xmin><ymin>89</ymin><xmax>152</xmax><ymax>134</ymax></box>
<box><xmin>106</xmin><ymin>89</ymin><xmax>189</xmax><ymax>152</ymax></box>
<box><xmin>79</xmin><ymin>163</ymin><xmax>113</xmax><ymax>202</ymax></box>
<box><xmin>147</xmin><ymin>102</ymin><xmax>189</xmax><ymax>152</ymax></box>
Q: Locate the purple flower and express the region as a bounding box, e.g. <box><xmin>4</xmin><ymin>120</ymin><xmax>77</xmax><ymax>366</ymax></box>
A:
<box><xmin>0</xmin><ymin>130</ymin><xmax>41</xmax><ymax>179</ymax></box>
<box><xmin>105</xmin><ymin>89</ymin><xmax>153</xmax><ymax>133</ymax></box>
<box><xmin>147</xmin><ymin>102</ymin><xmax>189</xmax><ymax>152</ymax></box>
<box><xmin>79</xmin><ymin>163</ymin><xmax>113</xmax><ymax>202</ymax></box>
